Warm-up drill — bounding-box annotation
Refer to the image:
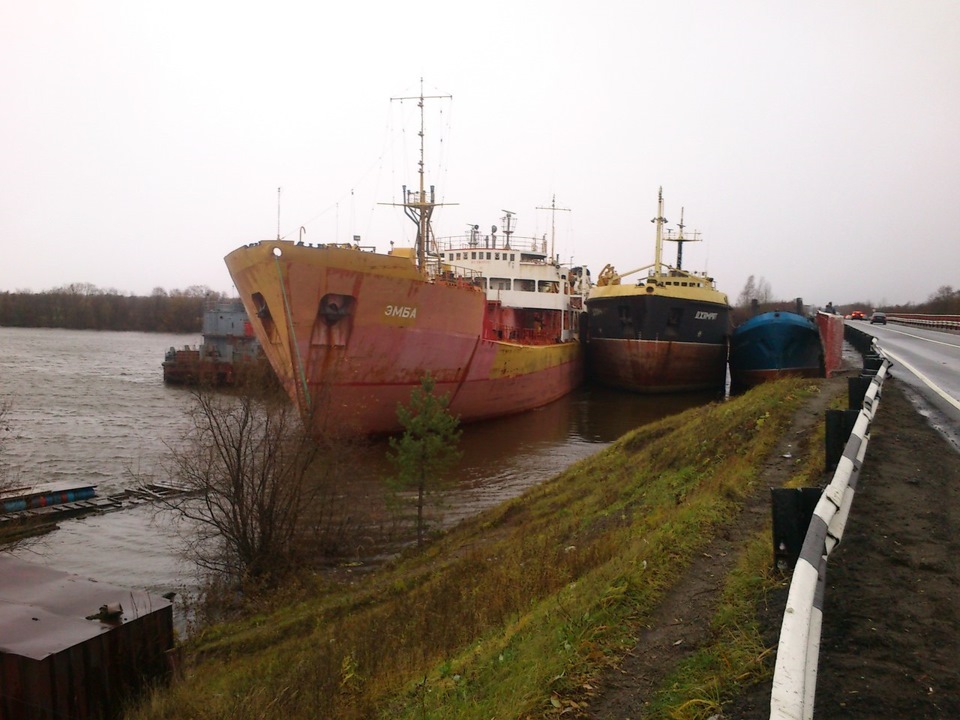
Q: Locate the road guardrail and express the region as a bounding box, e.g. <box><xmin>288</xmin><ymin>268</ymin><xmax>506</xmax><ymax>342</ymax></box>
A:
<box><xmin>886</xmin><ymin>313</ymin><xmax>960</xmax><ymax>332</ymax></box>
<box><xmin>769</xmin><ymin>340</ymin><xmax>893</xmax><ymax>720</ymax></box>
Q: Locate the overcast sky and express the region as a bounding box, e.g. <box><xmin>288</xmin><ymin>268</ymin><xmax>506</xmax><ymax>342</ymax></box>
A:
<box><xmin>2</xmin><ymin>1</ymin><xmax>958</xmax><ymax>308</ymax></box>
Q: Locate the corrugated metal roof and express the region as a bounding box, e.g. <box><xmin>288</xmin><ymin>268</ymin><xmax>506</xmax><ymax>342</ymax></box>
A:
<box><xmin>0</xmin><ymin>556</ymin><xmax>172</xmax><ymax>661</ymax></box>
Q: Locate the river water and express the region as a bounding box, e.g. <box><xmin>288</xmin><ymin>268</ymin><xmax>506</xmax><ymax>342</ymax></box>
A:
<box><xmin>0</xmin><ymin>327</ymin><xmax>719</xmax><ymax>607</ymax></box>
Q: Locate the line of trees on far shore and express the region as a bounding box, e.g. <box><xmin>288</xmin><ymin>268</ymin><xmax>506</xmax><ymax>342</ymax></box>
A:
<box><xmin>0</xmin><ymin>284</ymin><xmax>229</xmax><ymax>334</ymax></box>
<box><xmin>734</xmin><ymin>275</ymin><xmax>960</xmax><ymax>318</ymax></box>
<box><xmin>5</xmin><ymin>279</ymin><xmax>959</xmax><ymax>336</ymax></box>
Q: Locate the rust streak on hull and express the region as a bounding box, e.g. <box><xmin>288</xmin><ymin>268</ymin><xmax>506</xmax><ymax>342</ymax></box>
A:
<box><xmin>588</xmin><ymin>338</ymin><xmax>727</xmax><ymax>393</ymax></box>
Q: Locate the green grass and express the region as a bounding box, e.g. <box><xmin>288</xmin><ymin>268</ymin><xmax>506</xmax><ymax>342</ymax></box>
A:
<box><xmin>643</xmin><ymin>388</ymin><xmax>835</xmax><ymax>719</ymax></box>
<box><xmin>128</xmin><ymin>379</ymin><xmax>822</xmax><ymax>720</ymax></box>
<box><xmin>643</xmin><ymin>534</ymin><xmax>781</xmax><ymax>719</ymax></box>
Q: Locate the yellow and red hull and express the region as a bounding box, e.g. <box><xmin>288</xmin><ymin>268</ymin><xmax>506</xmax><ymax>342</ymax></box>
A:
<box><xmin>224</xmin><ymin>241</ymin><xmax>583</xmax><ymax>436</ymax></box>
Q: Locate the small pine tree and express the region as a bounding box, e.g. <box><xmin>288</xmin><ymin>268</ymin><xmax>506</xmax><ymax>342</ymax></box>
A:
<box><xmin>387</xmin><ymin>372</ymin><xmax>462</xmax><ymax>547</ymax></box>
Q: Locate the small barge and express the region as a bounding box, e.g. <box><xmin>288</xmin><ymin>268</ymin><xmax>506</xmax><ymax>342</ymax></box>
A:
<box><xmin>162</xmin><ymin>299</ymin><xmax>267</xmax><ymax>385</ymax></box>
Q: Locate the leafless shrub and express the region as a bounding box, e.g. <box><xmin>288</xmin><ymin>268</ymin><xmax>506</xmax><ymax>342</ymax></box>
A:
<box><xmin>163</xmin><ymin>384</ymin><xmax>334</xmax><ymax>589</ymax></box>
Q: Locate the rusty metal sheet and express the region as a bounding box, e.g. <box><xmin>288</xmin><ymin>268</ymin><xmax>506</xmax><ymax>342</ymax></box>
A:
<box><xmin>1</xmin><ymin>556</ymin><xmax>174</xmax><ymax>720</ymax></box>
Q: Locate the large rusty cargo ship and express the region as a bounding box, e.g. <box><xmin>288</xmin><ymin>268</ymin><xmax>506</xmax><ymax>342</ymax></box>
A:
<box><xmin>585</xmin><ymin>189</ymin><xmax>730</xmax><ymax>392</ymax></box>
<box><xmin>224</xmin><ymin>93</ymin><xmax>584</xmax><ymax>437</ymax></box>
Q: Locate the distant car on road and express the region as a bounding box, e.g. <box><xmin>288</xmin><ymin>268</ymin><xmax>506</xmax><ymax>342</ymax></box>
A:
<box><xmin>851</xmin><ymin>310</ymin><xmax>865</xmax><ymax>320</ymax></box>
<box><xmin>870</xmin><ymin>312</ymin><xmax>887</xmax><ymax>325</ymax></box>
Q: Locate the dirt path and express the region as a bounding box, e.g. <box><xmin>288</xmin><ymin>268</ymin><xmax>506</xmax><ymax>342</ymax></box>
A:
<box><xmin>586</xmin><ymin>376</ymin><xmax>846</xmax><ymax>718</ymax></box>
<box><xmin>588</xmin><ymin>376</ymin><xmax>960</xmax><ymax>719</ymax></box>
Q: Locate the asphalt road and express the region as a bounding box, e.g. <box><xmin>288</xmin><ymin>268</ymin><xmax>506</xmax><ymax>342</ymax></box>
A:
<box><xmin>851</xmin><ymin>320</ymin><xmax>960</xmax><ymax>449</ymax></box>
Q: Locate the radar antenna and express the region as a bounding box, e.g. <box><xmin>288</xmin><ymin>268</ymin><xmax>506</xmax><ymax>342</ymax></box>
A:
<box><xmin>663</xmin><ymin>205</ymin><xmax>703</xmax><ymax>271</ymax></box>
<box><xmin>500</xmin><ymin>210</ymin><xmax>516</xmax><ymax>250</ymax></box>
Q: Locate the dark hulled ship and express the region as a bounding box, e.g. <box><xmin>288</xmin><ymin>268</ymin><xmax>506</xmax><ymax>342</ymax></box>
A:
<box><xmin>585</xmin><ymin>189</ymin><xmax>730</xmax><ymax>392</ymax></box>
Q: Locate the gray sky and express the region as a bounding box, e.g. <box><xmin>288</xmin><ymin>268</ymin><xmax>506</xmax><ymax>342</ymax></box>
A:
<box><xmin>2</xmin><ymin>1</ymin><xmax>958</xmax><ymax>308</ymax></box>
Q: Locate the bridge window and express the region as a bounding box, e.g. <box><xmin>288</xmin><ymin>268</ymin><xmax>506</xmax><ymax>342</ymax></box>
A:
<box><xmin>515</xmin><ymin>279</ymin><xmax>535</xmax><ymax>292</ymax></box>
<box><xmin>490</xmin><ymin>277</ymin><xmax>511</xmax><ymax>290</ymax></box>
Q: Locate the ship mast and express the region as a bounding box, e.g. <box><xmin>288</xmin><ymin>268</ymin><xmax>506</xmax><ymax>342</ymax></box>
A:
<box><xmin>501</xmin><ymin>210</ymin><xmax>515</xmax><ymax>250</ymax></box>
<box><xmin>663</xmin><ymin>205</ymin><xmax>702</xmax><ymax>272</ymax></box>
<box><xmin>536</xmin><ymin>194</ymin><xmax>571</xmax><ymax>263</ymax></box>
<box><xmin>652</xmin><ymin>187</ymin><xmax>668</xmax><ymax>274</ymax></box>
<box><xmin>389</xmin><ymin>78</ymin><xmax>453</xmax><ymax>273</ymax></box>
<box><xmin>676</xmin><ymin>208</ymin><xmax>685</xmax><ymax>270</ymax></box>
<box><xmin>276</xmin><ymin>187</ymin><xmax>282</xmax><ymax>241</ymax></box>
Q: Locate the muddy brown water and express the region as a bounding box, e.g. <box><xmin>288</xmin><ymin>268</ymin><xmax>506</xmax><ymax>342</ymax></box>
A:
<box><xmin>1</xmin><ymin>327</ymin><xmax>720</xmax><ymax>617</ymax></box>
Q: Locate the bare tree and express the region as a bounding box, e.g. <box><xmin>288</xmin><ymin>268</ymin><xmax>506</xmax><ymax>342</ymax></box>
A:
<box><xmin>164</xmin><ymin>386</ymin><xmax>328</xmax><ymax>587</ymax></box>
<box><xmin>736</xmin><ymin>275</ymin><xmax>756</xmax><ymax>308</ymax></box>
<box><xmin>0</xmin><ymin>397</ymin><xmax>26</xmax><ymax>545</ymax></box>
<box><xmin>928</xmin><ymin>285</ymin><xmax>959</xmax><ymax>314</ymax></box>
<box><xmin>736</xmin><ymin>274</ymin><xmax>773</xmax><ymax>308</ymax></box>
<box><xmin>756</xmin><ymin>277</ymin><xmax>773</xmax><ymax>304</ymax></box>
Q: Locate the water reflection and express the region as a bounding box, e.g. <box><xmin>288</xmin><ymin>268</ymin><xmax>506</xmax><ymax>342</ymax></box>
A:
<box><xmin>439</xmin><ymin>383</ymin><xmax>721</xmax><ymax>523</ymax></box>
<box><xmin>344</xmin><ymin>382</ymin><xmax>723</xmax><ymax>530</ymax></box>
<box><xmin>567</xmin><ymin>383</ymin><xmax>723</xmax><ymax>443</ymax></box>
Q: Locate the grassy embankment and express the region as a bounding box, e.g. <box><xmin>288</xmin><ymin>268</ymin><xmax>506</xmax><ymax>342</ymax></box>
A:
<box><xmin>130</xmin><ymin>378</ymin><xmax>828</xmax><ymax>720</ymax></box>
